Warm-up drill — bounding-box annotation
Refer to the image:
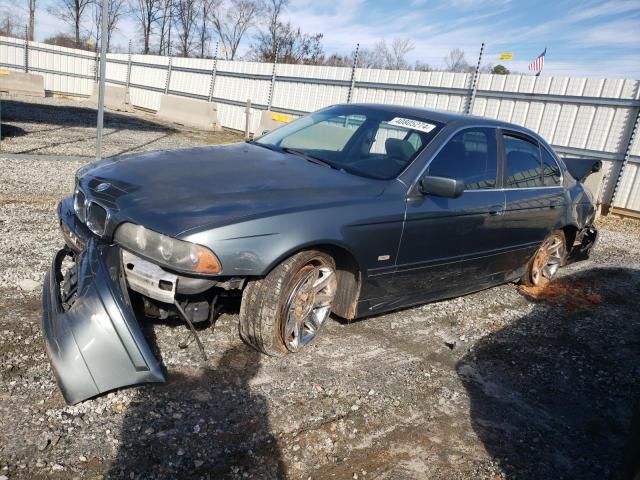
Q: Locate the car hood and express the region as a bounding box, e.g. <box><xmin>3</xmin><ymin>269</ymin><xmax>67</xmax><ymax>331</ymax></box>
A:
<box><xmin>80</xmin><ymin>143</ymin><xmax>387</xmax><ymax>237</ymax></box>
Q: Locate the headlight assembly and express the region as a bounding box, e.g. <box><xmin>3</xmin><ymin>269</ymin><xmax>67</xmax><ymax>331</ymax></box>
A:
<box><xmin>114</xmin><ymin>222</ymin><xmax>221</xmax><ymax>275</ymax></box>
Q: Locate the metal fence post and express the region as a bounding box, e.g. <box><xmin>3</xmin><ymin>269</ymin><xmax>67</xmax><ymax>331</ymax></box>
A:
<box><xmin>244</xmin><ymin>99</ymin><xmax>252</xmax><ymax>140</ymax></box>
<box><xmin>465</xmin><ymin>42</ymin><xmax>484</xmax><ymax>114</ymax></box>
<box><xmin>208</xmin><ymin>42</ymin><xmax>219</xmax><ymax>103</ymax></box>
<box><xmin>95</xmin><ymin>0</ymin><xmax>108</xmax><ymax>161</ymax></box>
<box><xmin>610</xmin><ymin>104</ymin><xmax>640</xmax><ymax>209</ymax></box>
<box><xmin>165</xmin><ymin>52</ymin><xmax>173</xmax><ymax>95</ymax></box>
<box><xmin>266</xmin><ymin>44</ymin><xmax>279</xmax><ymax>110</ymax></box>
<box><xmin>125</xmin><ymin>40</ymin><xmax>132</xmax><ymax>92</ymax></box>
<box><xmin>346</xmin><ymin>43</ymin><xmax>360</xmax><ymax>104</ymax></box>
<box><xmin>24</xmin><ymin>26</ymin><xmax>29</xmax><ymax>73</ymax></box>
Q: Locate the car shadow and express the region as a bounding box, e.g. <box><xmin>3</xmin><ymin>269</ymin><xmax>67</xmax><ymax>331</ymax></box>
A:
<box><xmin>1</xmin><ymin>99</ymin><xmax>171</xmax><ymax>132</ymax></box>
<box><xmin>106</xmin><ymin>343</ymin><xmax>286</xmax><ymax>479</ymax></box>
<box><xmin>457</xmin><ymin>267</ymin><xmax>640</xmax><ymax>479</ymax></box>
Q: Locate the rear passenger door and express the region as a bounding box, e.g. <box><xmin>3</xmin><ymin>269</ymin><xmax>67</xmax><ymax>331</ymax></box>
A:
<box><xmin>500</xmin><ymin>130</ymin><xmax>565</xmax><ymax>271</ymax></box>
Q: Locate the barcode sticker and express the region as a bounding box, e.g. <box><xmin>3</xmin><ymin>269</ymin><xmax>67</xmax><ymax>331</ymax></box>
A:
<box><xmin>387</xmin><ymin>117</ymin><xmax>436</xmax><ymax>133</ymax></box>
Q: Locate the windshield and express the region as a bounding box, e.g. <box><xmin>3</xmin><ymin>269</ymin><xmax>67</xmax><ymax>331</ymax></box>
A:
<box><xmin>254</xmin><ymin>105</ymin><xmax>444</xmax><ymax>180</ymax></box>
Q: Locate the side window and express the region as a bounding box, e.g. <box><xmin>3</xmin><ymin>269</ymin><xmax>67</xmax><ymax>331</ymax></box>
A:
<box><xmin>427</xmin><ymin>128</ymin><xmax>497</xmax><ymax>190</ymax></box>
<box><xmin>503</xmin><ymin>134</ymin><xmax>544</xmax><ymax>188</ymax></box>
<box><xmin>542</xmin><ymin>147</ymin><xmax>562</xmax><ymax>186</ymax></box>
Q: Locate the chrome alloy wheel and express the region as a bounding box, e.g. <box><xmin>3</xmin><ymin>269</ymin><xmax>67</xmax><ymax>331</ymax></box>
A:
<box><xmin>282</xmin><ymin>264</ymin><xmax>337</xmax><ymax>352</ymax></box>
<box><xmin>531</xmin><ymin>235</ymin><xmax>565</xmax><ymax>286</ymax></box>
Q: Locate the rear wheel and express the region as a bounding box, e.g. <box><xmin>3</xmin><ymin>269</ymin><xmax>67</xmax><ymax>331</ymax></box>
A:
<box><xmin>239</xmin><ymin>251</ymin><xmax>338</xmax><ymax>356</ymax></box>
<box><xmin>522</xmin><ymin>230</ymin><xmax>567</xmax><ymax>287</ymax></box>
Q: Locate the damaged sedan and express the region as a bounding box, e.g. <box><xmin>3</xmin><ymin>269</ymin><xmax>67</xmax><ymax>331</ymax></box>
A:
<box><xmin>42</xmin><ymin>104</ymin><xmax>600</xmax><ymax>403</ymax></box>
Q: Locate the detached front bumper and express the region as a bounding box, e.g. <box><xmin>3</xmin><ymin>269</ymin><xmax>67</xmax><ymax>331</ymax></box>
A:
<box><xmin>42</xmin><ymin>198</ymin><xmax>165</xmax><ymax>404</ymax></box>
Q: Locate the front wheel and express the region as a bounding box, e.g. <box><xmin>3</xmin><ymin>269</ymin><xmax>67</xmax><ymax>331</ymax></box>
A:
<box><xmin>522</xmin><ymin>230</ymin><xmax>567</xmax><ymax>287</ymax></box>
<box><xmin>239</xmin><ymin>251</ymin><xmax>338</xmax><ymax>356</ymax></box>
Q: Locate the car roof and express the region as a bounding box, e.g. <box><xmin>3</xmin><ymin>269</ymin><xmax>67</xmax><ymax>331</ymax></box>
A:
<box><xmin>342</xmin><ymin>103</ymin><xmax>536</xmax><ymax>134</ymax></box>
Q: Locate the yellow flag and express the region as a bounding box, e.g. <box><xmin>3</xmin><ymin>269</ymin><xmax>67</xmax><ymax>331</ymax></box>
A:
<box><xmin>499</xmin><ymin>53</ymin><xmax>513</xmax><ymax>61</ymax></box>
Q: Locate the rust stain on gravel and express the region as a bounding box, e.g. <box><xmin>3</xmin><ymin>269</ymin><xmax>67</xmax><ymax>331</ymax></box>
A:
<box><xmin>519</xmin><ymin>279</ymin><xmax>603</xmax><ymax>310</ymax></box>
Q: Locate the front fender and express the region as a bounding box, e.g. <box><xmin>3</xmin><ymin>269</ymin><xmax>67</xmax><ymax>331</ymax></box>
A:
<box><xmin>183</xmin><ymin>195</ymin><xmax>406</xmax><ymax>279</ymax></box>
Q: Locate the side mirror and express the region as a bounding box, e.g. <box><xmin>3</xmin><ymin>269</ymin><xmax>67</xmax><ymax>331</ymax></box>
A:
<box><xmin>419</xmin><ymin>175</ymin><xmax>465</xmax><ymax>198</ymax></box>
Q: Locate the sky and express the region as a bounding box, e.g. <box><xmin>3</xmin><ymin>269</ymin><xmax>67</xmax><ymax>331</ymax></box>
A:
<box><xmin>6</xmin><ymin>0</ymin><xmax>640</xmax><ymax>78</ymax></box>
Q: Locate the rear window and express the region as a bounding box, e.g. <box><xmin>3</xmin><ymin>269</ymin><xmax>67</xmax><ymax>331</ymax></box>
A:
<box><xmin>542</xmin><ymin>147</ymin><xmax>562</xmax><ymax>186</ymax></box>
<box><xmin>504</xmin><ymin>134</ymin><xmax>544</xmax><ymax>188</ymax></box>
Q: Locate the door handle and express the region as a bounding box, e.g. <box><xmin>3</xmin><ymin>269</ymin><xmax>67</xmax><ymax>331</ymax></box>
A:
<box><xmin>489</xmin><ymin>205</ymin><xmax>504</xmax><ymax>216</ymax></box>
<box><xmin>549</xmin><ymin>201</ymin><xmax>559</xmax><ymax>209</ymax></box>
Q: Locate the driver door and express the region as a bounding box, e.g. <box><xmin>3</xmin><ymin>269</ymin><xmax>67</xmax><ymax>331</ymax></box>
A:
<box><xmin>392</xmin><ymin>127</ymin><xmax>509</xmax><ymax>304</ymax></box>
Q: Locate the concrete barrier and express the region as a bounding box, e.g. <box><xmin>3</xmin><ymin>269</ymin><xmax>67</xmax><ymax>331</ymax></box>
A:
<box><xmin>0</xmin><ymin>71</ymin><xmax>45</xmax><ymax>97</ymax></box>
<box><xmin>256</xmin><ymin>110</ymin><xmax>295</xmax><ymax>136</ymax></box>
<box><xmin>88</xmin><ymin>83</ymin><xmax>132</xmax><ymax>112</ymax></box>
<box><xmin>156</xmin><ymin>94</ymin><xmax>221</xmax><ymax>131</ymax></box>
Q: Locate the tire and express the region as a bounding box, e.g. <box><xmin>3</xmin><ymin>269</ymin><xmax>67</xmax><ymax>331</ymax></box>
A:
<box><xmin>522</xmin><ymin>230</ymin><xmax>567</xmax><ymax>287</ymax></box>
<box><xmin>239</xmin><ymin>250</ymin><xmax>338</xmax><ymax>356</ymax></box>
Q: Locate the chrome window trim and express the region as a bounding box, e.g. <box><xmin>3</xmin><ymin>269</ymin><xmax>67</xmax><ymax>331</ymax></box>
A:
<box><xmin>462</xmin><ymin>186</ymin><xmax>564</xmax><ymax>193</ymax></box>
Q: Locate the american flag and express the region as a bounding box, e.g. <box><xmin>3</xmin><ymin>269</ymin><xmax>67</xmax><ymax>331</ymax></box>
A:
<box><xmin>528</xmin><ymin>48</ymin><xmax>546</xmax><ymax>76</ymax></box>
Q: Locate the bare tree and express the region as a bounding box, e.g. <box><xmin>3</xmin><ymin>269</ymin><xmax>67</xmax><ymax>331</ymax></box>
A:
<box><xmin>249</xmin><ymin>0</ymin><xmax>286</xmax><ymax>62</ymax></box>
<box><xmin>173</xmin><ymin>0</ymin><xmax>198</xmax><ymax>56</ymax></box>
<box><xmin>0</xmin><ymin>9</ymin><xmax>25</xmax><ymax>37</ymax></box>
<box><xmin>28</xmin><ymin>0</ymin><xmax>36</xmax><ymax>40</ymax></box>
<box><xmin>44</xmin><ymin>32</ymin><xmax>88</xmax><ymax>48</ymax></box>
<box><xmin>250</xmin><ymin>21</ymin><xmax>323</xmax><ymax>64</ymax></box>
<box><xmin>249</xmin><ymin>0</ymin><xmax>324</xmax><ymax>64</ymax></box>
<box><xmin>278</xmin><ymin>25</ymin><xmax>322</xmax><ymax>64</ymax></box>
<box><xmin>444</xmin><ymin>48</ymin><xmax>470</xmax><ymax>73</ymax></box>
<box><xmin>157</xmin><ymin>0</ymin><xmax>173</xmax><ymax>54</ymax></box>
<box><xmin>196</xmin><ymin>0</ymin><xmax>216</xmax><ymax>58</ymax></box>
<box><xmin>414</xmin><ymin>60</ymin><xmax>432</xmax><ymax>71</ymax></box>
<box><xmin>47</xmin><ymin>0</ymin><xmax>92</xmax><ymax>46</ymax></box>
<box><xmin>132</xmin><ymin>0</ymin><xmax>162</xmax><ymax>54</ymax></box>
<box><xmin>371</xmin><ymin>38</ymin><xmax>414</xmax><ymax>70</ymax></box>
<box><xmin>355</xmin><ymin>47</ymin><xmax>383</xmax><ymax>69</ymax></box>
<box><xmin>90</xmin><ymin>0</ymin><xmax>127</xmax><ymax>51</ymax></box>
<box><xmin>321</xmin><ymin>53</ymin><xmax>350</xmax><ymax>67</ymax></box>
<box><xmin>210</xmin><ymin>0</ymin><xmax>261</xmax><ymax>60</ymax></box>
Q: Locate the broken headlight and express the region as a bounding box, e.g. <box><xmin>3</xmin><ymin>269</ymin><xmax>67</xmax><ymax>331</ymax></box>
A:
<box><xmin>114</xmin><ymin>223</ymin><xmax>221</xmax><ymax>275</ymax></box>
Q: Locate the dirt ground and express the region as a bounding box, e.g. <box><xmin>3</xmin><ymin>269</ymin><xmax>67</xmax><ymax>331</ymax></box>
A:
<box><xmin>0</xmin><ymin>95</ymin><xmax>242</xmax><ymax>158</ymax></box>
<box><xmin>1</xmin><ymin>135</ymin><xmax>640</xmax><ymax>478</ymax></box>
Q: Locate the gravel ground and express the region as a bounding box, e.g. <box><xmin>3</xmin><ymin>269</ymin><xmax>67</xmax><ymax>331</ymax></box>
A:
<box><xmin>0</xmin><ymin>95</ymin><xmax>242</xmax><ymax>158</ymax></box>
<box><xmin>1</xmin><ymin>155</ymin><xmax>639</xmax><ymax>480</ymax></box>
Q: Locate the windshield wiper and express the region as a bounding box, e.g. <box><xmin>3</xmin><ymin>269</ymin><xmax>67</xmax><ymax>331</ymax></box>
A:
<box><xmin>246</xmin><ymin>140</ymin><xmax>280</xmax><ymax>153</ymax></box>
<box><xmin>281</xmin><ymin>148</ymin><xmax>337</xmax><ymax>169</ymax></box>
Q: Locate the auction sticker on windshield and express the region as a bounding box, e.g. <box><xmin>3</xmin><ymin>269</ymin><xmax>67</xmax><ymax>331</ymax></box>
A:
<box><xmin>387</xmin><ymin>117</ymin><xmax>436</xmax><ymax>133</ymax></box>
